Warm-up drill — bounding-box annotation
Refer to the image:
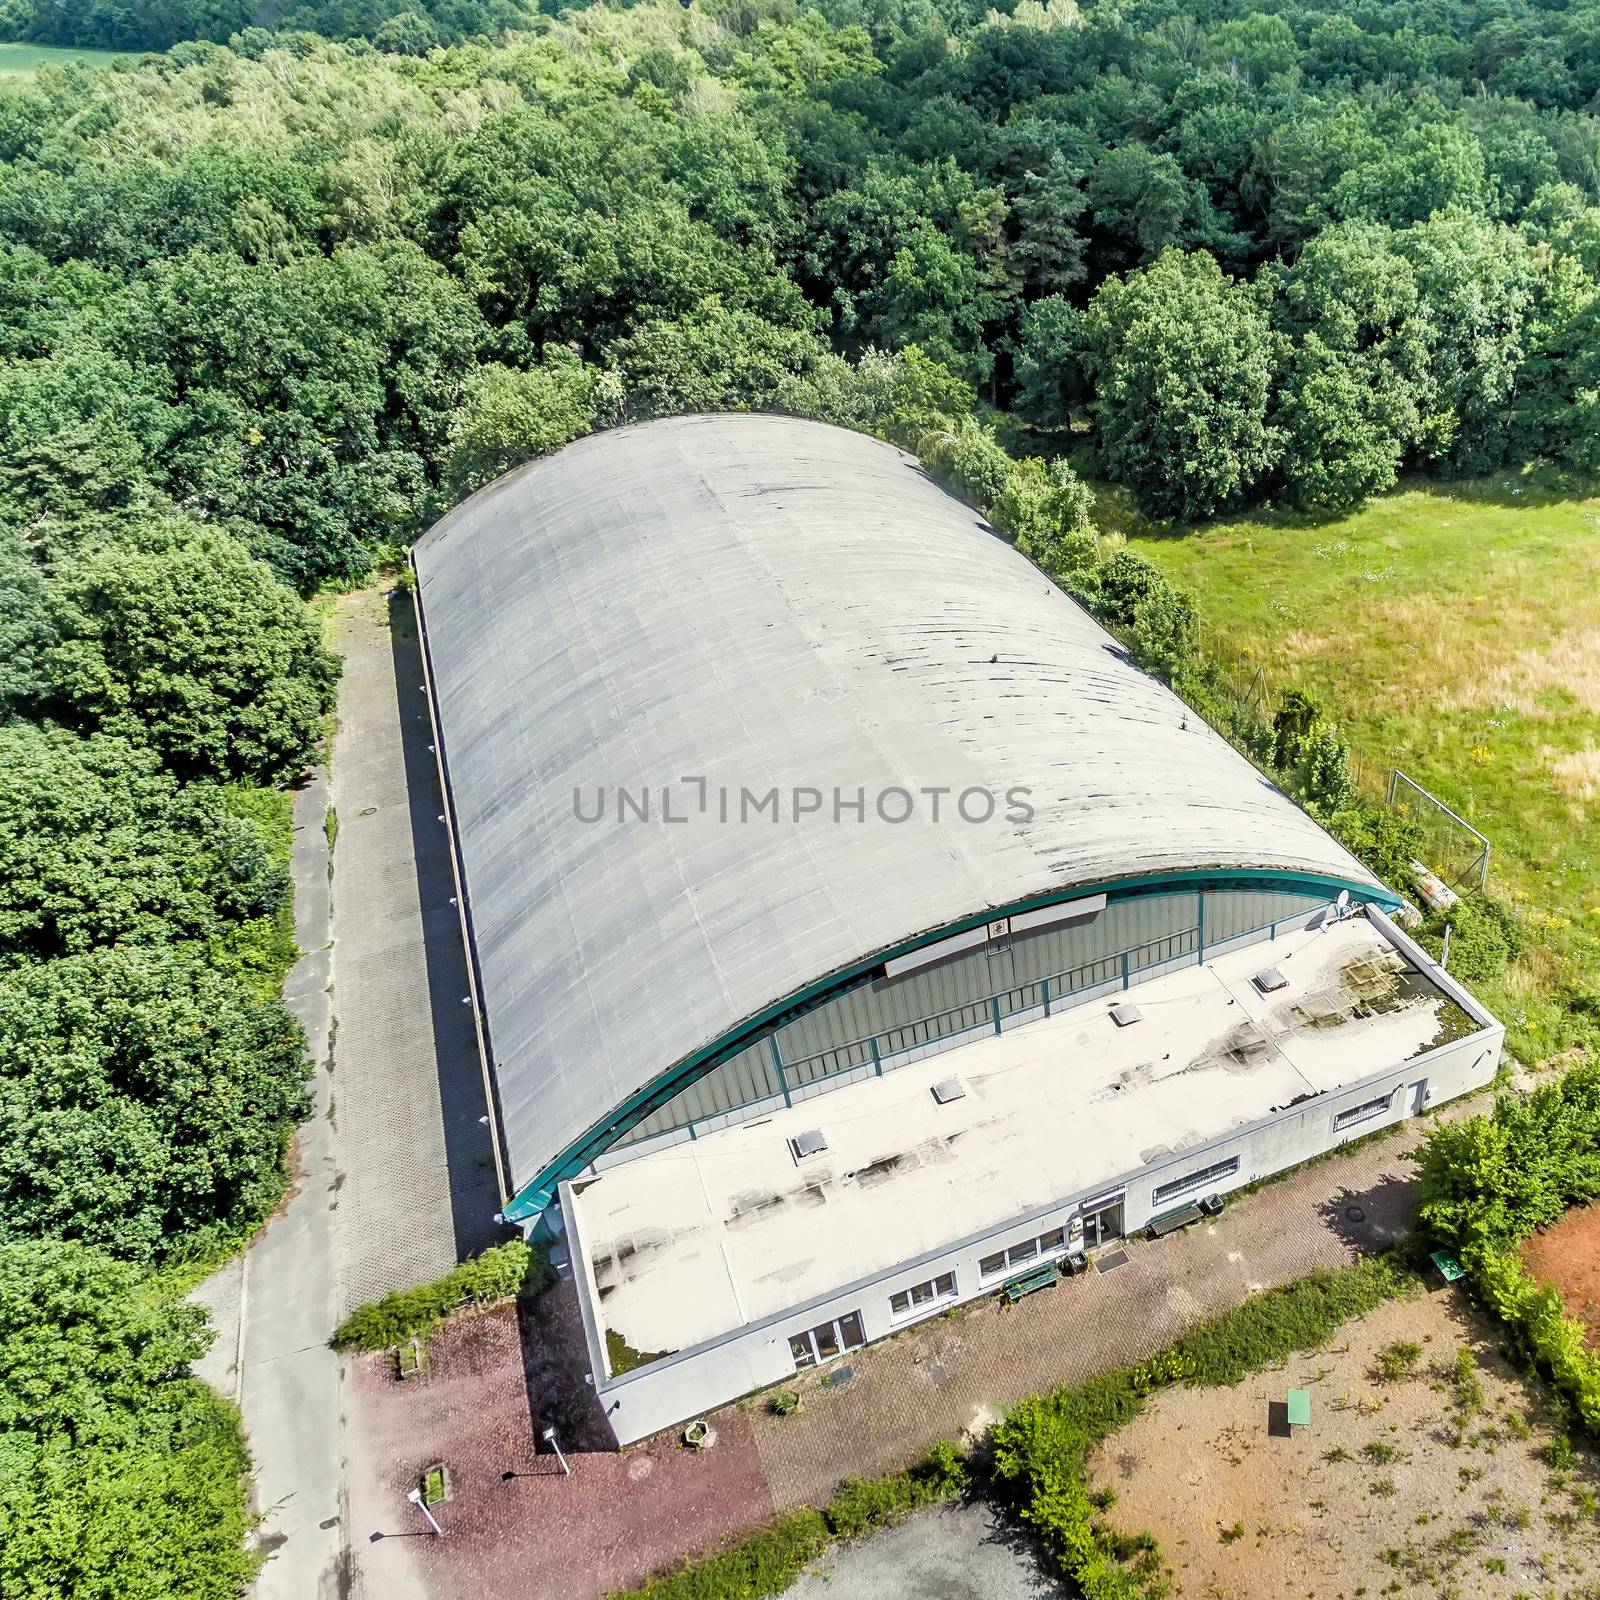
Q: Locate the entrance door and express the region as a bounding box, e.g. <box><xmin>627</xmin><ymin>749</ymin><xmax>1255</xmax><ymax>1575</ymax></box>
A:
<box><xmin>1083</xmin><ymin>1197</ymin><xmax>1125</xmax><ymax>1249</ymax></box>
<box><xmin>1410</xmin><ymin>1080</ymin><xmax>1429</xmax><ymax>1116</ymax></box>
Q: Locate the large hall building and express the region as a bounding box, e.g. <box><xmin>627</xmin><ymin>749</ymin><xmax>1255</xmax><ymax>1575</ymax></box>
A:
<box><xmin>412</xmin><ymin>414</ymin><xmax>1502</xmax><ymax>1445</ymax></box>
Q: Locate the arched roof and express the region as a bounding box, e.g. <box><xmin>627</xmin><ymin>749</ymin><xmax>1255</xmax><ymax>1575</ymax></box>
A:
<box><xmin>412</xmin><ymin>414</ymin><xmax>1386</xmax><ymax>1203</ymax></box>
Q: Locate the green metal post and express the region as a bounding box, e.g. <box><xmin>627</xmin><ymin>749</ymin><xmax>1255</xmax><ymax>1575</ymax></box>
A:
<box><xmin>768</xmin><ymin>1037</ymin><xmax>792</xmax><ymax>1107</ymax></box>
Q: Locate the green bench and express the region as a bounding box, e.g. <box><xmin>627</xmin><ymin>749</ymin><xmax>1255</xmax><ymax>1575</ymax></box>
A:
<box><xmin>1147</xmin><ymin>1202</ymin><xmax>1204</xmax><ymax>1239</ymax></box>
<box><xmin>1003</xmin><ymin>1261</ymin><xmax>1061</xmax><ymax>1302</ymax></box>
<box><xmin>1430</xmin><ymin>1249</ymin><xmax>1465</xmax><ymax>1283</ymax></box>
<box><xmin>1287</xmin><ymin>1388</ymin><xmax>1311</xmax><ymax>1431</ymax></box>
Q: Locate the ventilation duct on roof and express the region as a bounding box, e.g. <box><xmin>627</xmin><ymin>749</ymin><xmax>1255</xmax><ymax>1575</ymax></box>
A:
<box><xmin>1253</xmin><ymin>967</ymin><xmax>1289</xmax><ymax>994</ymax></box>
<box><xmin>789</xmin><ymin>1129</ymin><xmax>828</xmax><ymax>1162</ymax></box>
<box><xmin>1110</xmin><ymin>1003</ymin><xmax>1143</xmax><ymax>1028</ymax></box>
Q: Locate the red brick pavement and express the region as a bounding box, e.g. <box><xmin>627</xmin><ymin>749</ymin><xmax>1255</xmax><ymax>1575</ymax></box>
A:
<box><xmin>348</xmin><ymin>1110</ymin><xmax>1458</xmax><ymax>1598</ymax></box>
<box><xmin>348</xmin><ymin>1292</ymin><xmax>773</xmax><ymax>1600</ymax></box>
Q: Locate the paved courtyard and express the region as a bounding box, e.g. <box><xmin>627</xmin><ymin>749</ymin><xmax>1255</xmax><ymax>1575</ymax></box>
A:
<box><xmin>347</xmin><ymin>1106</ymin><xmax>1453</xmax><ymax>1600</ymax></box>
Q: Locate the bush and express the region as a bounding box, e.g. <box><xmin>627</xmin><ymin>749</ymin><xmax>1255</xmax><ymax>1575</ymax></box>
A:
<box><xmin>0</xmin><ymin>1240</ymin><xmax>257</xmax><ymax>1600</ymax></box>
<box><xmin>1419</xmin><ymin>1064</ymin><xmax>1600</xmax><ymax>1431</ymax></box>
<box><xmin>1176</xmin><ymin>1259</ymin><xmax>1417</xmax><ymax>1387</ymax></box>
<box><xmin>331</xmin><ymin>1238</ymin><xmax>552</xmax><ymax>1351</ymax></box>
<box><xmin>1420</xmin><ymin>896</ymin><xmax>1525</xmax><ymax>983</ymax></box>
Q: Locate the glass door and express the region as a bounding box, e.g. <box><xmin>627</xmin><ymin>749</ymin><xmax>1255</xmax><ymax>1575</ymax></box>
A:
<box><xmin>1083</xmin><ymin>1197</ymin><xmax>1125</xmax><ymax>1249</ymax></box>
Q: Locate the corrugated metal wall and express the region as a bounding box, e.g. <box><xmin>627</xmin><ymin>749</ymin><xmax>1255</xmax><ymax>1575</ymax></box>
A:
<box><xmin>612</xmin><ymin>886</ymin><xmax>1331</xmax><ymax>1151</ymax></box>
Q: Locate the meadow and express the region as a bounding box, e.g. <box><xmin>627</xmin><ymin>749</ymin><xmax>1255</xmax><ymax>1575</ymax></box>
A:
<box><xmin>0</xmin><ymin>42</ymin><xmax>132</xmax><ymax>74</ymax></box>
<box><xmin>1125</xmin><ymin>471</ymin><xmax>1600</xmax><ymax>1057</ymax></box>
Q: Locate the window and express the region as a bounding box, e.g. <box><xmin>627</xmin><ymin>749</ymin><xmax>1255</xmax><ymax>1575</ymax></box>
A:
<box><xmin>788</xmin><ymin>1310</ymin><xmax>865</xmax><ymax>1370</ymax></box>
<box><xmin>979</xmin><ymin>1227</ymin><xmax>1071</xmax><ymax>1280</ymax></box>
<box><xmin>889</xmin><ymin>1272</ymin><xmax>957</xmax><ymax>1318</ymax></box>
<box><xmin>1335</xmin><ymin>1090</ymin><xmax>1394</xmax><ymax>1132</ymax></box>
<box><xmin>1152</xmin><ymin>1156</ymin><xmax>1239</xmax><ymax>1207</ymax></box>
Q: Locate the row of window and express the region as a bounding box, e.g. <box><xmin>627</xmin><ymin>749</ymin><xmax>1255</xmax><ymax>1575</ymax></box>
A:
<box><xmin>979</xmin><ymin>1227</ymin><xmax>1066</xmax><ymax>1280</ymax></box>
<box><xmin>1152</xmin><ymin>1156</ymin><xmax>1239</xmax><ymax>1207</ymax></box>
<box><xmin>790</xmin><ymin>1109</ymin><xmax>1394</xmax><ymax>1370</ymax></box>
<box><xmin>1335</xmin><ymin>1089</ymin><xmax>1395</xmax><ymax>1132</ymax></box>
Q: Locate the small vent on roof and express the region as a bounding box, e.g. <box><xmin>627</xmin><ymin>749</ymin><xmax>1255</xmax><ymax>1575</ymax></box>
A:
<box><xmin>931</xmin><ymin>1076</ymin><xmax>966</xmax><ymax>1106</ymax></box>
<box><xmin>1110</xmin><ymin>1003</ymin><xmax>1143</xmax><ymax>1028</ymax></box>
<box><xmin>1253</xmin><ymin>967</ymin><xmax>1289</xmax><ymax>994</ymax></box>
<box><xmin>789</xmin><ymin>1128</ymin><xmax>828</xmax><ymax>1162</ymax></box>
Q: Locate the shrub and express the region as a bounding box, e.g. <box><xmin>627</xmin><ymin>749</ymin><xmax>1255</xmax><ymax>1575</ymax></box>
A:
<box><xmin>1375</xmin><ymin>1339</ymin><xmax>1423</xmax><ymax>1381</ymax></box>
<box><xmin>331</xmin><ymin>1238</ymin><xmax>552</xmax><ymax>1351</ymax></box>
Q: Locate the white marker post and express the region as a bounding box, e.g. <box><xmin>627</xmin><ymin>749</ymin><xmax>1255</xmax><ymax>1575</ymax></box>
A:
<box><xmin>543</xmin><ymin>1426</ymin><xmax>571</xmax><ymax>1477</ymax></box>
<box><xmin>407</xmin><ymin>1487</ymin><xmax>445</xmax><ymax>1536</ymax></box>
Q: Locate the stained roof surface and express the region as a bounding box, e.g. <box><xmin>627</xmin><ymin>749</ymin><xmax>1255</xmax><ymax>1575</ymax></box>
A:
<box><xmin>412</xmin><ymin>415</ymin><xmax>1383</xmax><ymax>1194</ymax></box>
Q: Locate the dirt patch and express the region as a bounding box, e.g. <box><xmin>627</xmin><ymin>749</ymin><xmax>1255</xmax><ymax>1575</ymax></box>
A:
<box><xmin>1090</xmin><ymin>1294</ymin><xmax>1600</xmax><ymax>1600</ymax></box>
<box><xmin>1525</xmin><ymin>1205</ymin><xmax>1600</xmax><ymax>1347</ymax></box>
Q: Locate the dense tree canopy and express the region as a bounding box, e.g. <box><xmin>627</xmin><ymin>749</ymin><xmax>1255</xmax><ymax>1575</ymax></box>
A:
<box><xmin>0</xmin><ymin>1240</ymin><xmax>256</xmax><ymax>1600</ymax></box>
<box><xmin>0</xmin><ymin>946</ymin><xmax>310</xmax><ymax>1263</ymax></box>
<box><xmin>43</xmin><ymin>522</ymin><xmax>339</xmax><ymax>783</ymax></box>
<box><xmin>0</xmin><ymin>727</ymin><xmax>287</xmax><ymax>967</ymax></box>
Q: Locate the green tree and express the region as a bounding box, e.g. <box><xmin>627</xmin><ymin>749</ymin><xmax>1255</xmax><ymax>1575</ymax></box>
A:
<box><xmin>45</xmin><ymin>522</ymin><xmax>338</xmax><ymax>785</ymax></box>
<box><xmin>610</xmin><ymin>303</ymin><xmax>825</xmax><ymax>420</ymax></box>
<box><xmin>1076</xmin><ymin>251</ymin><xmax>1280</xmax><ymax>521</ymax></box>
<box><xmin>0</xmin><ymin>726</ymin><xmax>285</xmax><ymax>968</ymax></box>
<box><xmin>0</xmin><ymin>1241</ymin><xmax>256</xmax><ymax>1600</ymax></box>
<box><xmin>442</xmin><ymin>357</ymin><xmax>610</xmax><ymax>501</ymax></box>
<box><xmin>1268</xmin><ymin>223</ymin><xmax>1429</xmax><ymax>510</ymax></box>
<box><xmin>0</xmin><ymin>1239</ymin><xmax>210</xmax><ymax>1440</ymax></box>
<box><xmin>0</xmin><ymin>947</ymin><xmax>310</xmax><ymax>1262</ymax></box>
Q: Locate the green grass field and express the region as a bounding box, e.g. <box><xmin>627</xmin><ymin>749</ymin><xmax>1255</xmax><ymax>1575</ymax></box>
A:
<box><xmin>0</xmin><ymin>42</ymin><xmax>133</xmax><ymax>75</ymax></box>
<box><xmin>1123</xmin><ymin>470</ymin><xmax>1600</xmax><ymax>1049</ymax></box>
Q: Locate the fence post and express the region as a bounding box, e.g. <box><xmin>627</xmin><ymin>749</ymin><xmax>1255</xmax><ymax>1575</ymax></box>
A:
<box><xmin>1042</xmin><ymin>975</ymin><xmax>1051</xmax><ymax>1018</ymax></box>
<box><xmin>1121</xmin><ymin>951</ymin><xmax>1130</xmax><ymax>991</ymax></box>
<box><xmin>869</xmin><ymin>1036</ymin><xmax>883</xmax><ymax>1076</ymax></box>
<box><xmin>991</xmin><ymin>996</ymin><xmax>1003</xmax><ymax>1035</ymax></box>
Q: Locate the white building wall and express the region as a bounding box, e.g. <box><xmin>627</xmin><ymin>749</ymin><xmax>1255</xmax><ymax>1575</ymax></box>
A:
<box><xmin>568</xmin><ymin>913</ymin><xmax>1502</xmax><ymax>1447</ymax></box>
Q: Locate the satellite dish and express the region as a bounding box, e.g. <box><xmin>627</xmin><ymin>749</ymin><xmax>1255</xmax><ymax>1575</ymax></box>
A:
<box><xmin>1336</xmin><ymin>889</ymin><xmax>1351</xmax><ymax>918</ymax></box>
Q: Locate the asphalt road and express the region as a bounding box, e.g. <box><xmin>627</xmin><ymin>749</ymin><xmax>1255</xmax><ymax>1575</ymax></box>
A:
<box><xmin>194</xmin><ymin>767</ymin><xmax>347</xmax><ymax>1600</ymax></box>
<box><xmin>787</xmin><ymin>1501</ymin><xmax>1065</xmax><ymax>1600</ymax></box>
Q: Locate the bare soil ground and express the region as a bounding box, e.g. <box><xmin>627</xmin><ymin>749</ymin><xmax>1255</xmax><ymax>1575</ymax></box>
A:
<box><xmin>1525</xmin><ymin>1206</ymin><xmax>1600</xmax><ymax>1348</ymax></box>
<box><xmin>1090</xmin><ymin>1292</ymin><xmax>1600</xmax><ymax>1600</ymax></box>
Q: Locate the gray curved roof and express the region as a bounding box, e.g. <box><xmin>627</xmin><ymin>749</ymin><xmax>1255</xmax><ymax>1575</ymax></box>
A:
<box><xmin>413</xmin><ymin>414</ymin><xmax>1383</xmax><ymax>1198</ymax></box>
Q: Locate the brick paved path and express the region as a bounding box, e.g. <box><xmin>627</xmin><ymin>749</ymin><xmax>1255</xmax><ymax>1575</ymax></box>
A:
<box><xmin>329</xmin><ymin>588</ymin><xmax>502</xmax><ymax>1312</ymax></box>
<box><xmin>347</xmin><ymin>1105</ymin><xmax>1462</xmax><ymax>1599</ymax></box>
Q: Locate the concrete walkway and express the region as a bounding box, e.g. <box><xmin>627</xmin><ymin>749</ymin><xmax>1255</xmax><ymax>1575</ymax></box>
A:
<box><xmin>193</xmin><ymin>769</ymin><xmax>348</xmax><ymax>1600</ymax></box>
<box><xmin>328</xmin><ymin>587</ymin><xmax>501</xmax><ymax>1314</ymax></box>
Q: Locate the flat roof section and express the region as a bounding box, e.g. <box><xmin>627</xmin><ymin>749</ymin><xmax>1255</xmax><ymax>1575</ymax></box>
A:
<box><xmin>571</xmin><ymin>914</ymin><xmax>1485</xmax><ymax>1363</ymax></box>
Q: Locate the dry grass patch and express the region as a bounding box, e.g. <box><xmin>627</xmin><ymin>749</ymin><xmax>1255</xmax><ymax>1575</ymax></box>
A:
<box><xmin>1089</xmin><ymin>1294</ymin><xmax>1600</xmax><ymax>1600</ymax></box>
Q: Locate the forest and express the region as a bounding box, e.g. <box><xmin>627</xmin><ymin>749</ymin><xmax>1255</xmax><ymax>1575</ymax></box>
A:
<box><xmin>0</xmin><ymin>0</ymin><xmax>1597</xmax><ymax>1592</ymax></box>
